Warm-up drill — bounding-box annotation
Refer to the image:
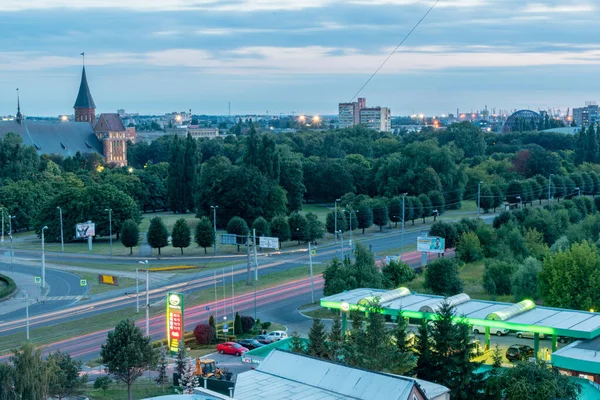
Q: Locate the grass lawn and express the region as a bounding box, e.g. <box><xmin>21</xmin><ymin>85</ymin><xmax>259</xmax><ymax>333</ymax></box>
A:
<box><xmin>85</xmin><ymin>380</ymin><xmax>174</xmax><ymax>400</ymax></box>
<box><xmin>76</xmin><ymin>271</ymin><xmax>137</xmax><ymax>295</ymax></box>
<box><xmin>53</xmin><ymin>259</ymin><xmax>241</xmax><ymax>274</ymax></box>
<box><xmin>0</xmin><ymin>264</ymin><xmax>327</xmax><ymax>354</ymax></box>
<box><xmin>138</xmin><ymin>212</ymin><xmax>200</xmax><ymax>233</ymax></box>
<box><xmin>301</xmin><ymin>204</ymin><xmax>330</xmax><ymax>222</ymax></box>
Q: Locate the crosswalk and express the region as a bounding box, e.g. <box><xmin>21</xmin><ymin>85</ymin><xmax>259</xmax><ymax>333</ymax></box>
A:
<box><xmin>42</xmin><ymin>295</ymin><xmax>83</xmax><ymax>301</ymax></box>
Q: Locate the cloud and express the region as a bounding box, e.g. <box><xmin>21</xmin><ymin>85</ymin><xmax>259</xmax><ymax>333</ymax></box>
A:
<box><xmin>522</xmin><ymin>3</ymin><xmax>596</xmax><ymax>13</ymax></box>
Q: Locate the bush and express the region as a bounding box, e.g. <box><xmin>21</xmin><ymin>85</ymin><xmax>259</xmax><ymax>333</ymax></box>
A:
<box><xmin>234</xmin><ymin>312</ymin><xmax>243</xmax><ymax>335</ymax></box>
<box><xmin>193</xmin><ymin>324</ymin><xmax>216</xmax><ymax>345</ymax></box>
<box><xmin>424</xmin><ymin>258</ymin><xmax>463</xmax><ymax>296</ymax></box>
<box><xmin>511</xmin><ymin>257</ymin><xmax>542</xmax><ymax>301</ymax></box>
<box><xmin>428</xmin><ymin>221</ymin><xmax>458</xmax><ymax>249</ymax></box>
<box><xmin>260</xmin><ymin>322</ymin><xmax>272</xmax><ymax>331</ymax></box>
<box><xmin>483</xmin><ymin>259</ymin><xmax>518</xmax><ymax>296</ymax></box>
<box><xmin>0</xmin><ymin>274</ymin><xmax>16</xmax><ymax>300</ymax></box>
<box><xmin>208</xmin><ymin>315</ymin><xmax>215</xmax><ymax>329</ymax></box>
<box><xmin>456</xmin><ymin>232</ymin><xmax>483</xmax><ymax>263</ymax></box>
<box><xmin>382</xmin><ymin>260</ymin><xmax>415</xmax><ymax>289</ymax></box>
<box><xmin>241</xmin><ymin>316</ymin><xmax>255</xmax><ymax>333</ymax></box>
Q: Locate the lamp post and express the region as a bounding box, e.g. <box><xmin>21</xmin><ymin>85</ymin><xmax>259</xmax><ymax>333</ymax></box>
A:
<box><xmin>477</xmin><ymin>181</ymin><xmax>482</xmax><ymax>216</ymax></box>
<box><xmin>1</xmin><ymin>206</ymin><xmax>4</xmax><ymax>245</ymax></box>
<box><xmin>139</xmin><ymin>260</ymin><xmax>150</xmax><ymax>337</ymax></box>
<box><xmin>23</xmin><ymin>290</ymin><xmax>30</xmax><ymax>340</ymax></box>
<box><xmin>343</xmin><ymin>210</ymin><xmax>354</xmax><ymax>250</ymax></box>
<box><xmin>41</xmin><ymin>226</ymin><xmax>48</xmax><ymax>290</ymax></box>
<box><xmin>548</xmin><ymin>174</ymin><xmax>554</xmax><ymax>205</ymax></box>
<box><xmin>211</xmin><ymin>205</ymin><xmax>218</xmax><ymax>256</ymax></box>
<box><xmin>401</xmin><ymin>193</ymin><xmax>408</xmax><ymax>260</ymax></box>
<box><xmin>516</xmin><ymin>196</ymin><xmax>522</xmax><ymax>209</ymax></box>
<box><xmin>8</xmin><ymin>215</ymin><xmax>15</xmax><ymax>271</ymax></box>
<box><xmin>338</xmin><ymin>230</ymin><xmax>344</xmax><ymax>260</ymax></box>
<box><xmin>105</xmin><ymin>209</ymin><xmax>112</xmax><ymax>257</ymax></box>
<box><xmin>334</xmin><ymin>199</ymin><xmax>341</xmax><ymax>243</ymax></box>
<box><xmin>576</xmin><ymin>187</ymin><xmax>581</xmax><ymax>199</ymax></box>
<box><xmin>57</xmin><ymin>207</ymin><xmax>64</xmax><ymax>252</ymax></box>
<box><xmin>433</xmin><ymin>209</ymin><xmax>439</xmax><ymax>222</ymax></box>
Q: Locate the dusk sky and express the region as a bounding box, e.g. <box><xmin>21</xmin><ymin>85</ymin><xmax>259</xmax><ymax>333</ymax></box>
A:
<box><xmin>1</xmin><ymin>0</ymin><xmax>599</xmax><ymax>117</ymax></box>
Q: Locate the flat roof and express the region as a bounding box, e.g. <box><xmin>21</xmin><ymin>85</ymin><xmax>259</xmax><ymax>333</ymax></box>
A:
<box><xmin>321</xmin><ymin>288</ymin><xmax>600</xmax><ymax>339</ymax></box>
<box><xmin>553</xmin><ymin>337</ymin><xmax>600</xmax><ymax>374</ymax></box>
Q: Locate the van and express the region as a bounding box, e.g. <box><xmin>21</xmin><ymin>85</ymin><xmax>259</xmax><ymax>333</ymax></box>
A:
<box><xmin>266</xmin><ymin>331</ymin><xmax>288</xmax><ymax>341</ymax></box>
<box><xmin>472</xmin><ymin>326</ymin><xmax>509</xmax><ymax>336</ymax></box>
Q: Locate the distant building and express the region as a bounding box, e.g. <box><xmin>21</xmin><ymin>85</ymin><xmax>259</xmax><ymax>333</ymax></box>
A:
<box><xmin>94</xmin><ymin>114</ymin><xmax>128</xmax><ymax>167</ymax></box>
<box><xmin>573</xmin><ymin>102</ymin><xmax>599</xmax><ymax>127</ymax></box>
<box><xmin>360</xmin><ymin>107</ymin><xmax>392</xmax><ymax>132</ymax></box>
<box><xmin>166</xmin><ymin>125</ymin><xmax>220</xmax><ymax>139</ymax></box>
<box><xmin>339</xmin><ymin>97</ymin><xmax>366</xmax><ymax>128</ymax></box>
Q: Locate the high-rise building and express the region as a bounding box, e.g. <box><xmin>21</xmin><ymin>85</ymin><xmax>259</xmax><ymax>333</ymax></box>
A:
<box><xmin>573</xmin><ymin>102</ymin><xmax>599</xmax><ymax>127</ymax></box>
<box><xmin>360</xmin><ymin>107</ymin><xmax>391</xmax><ymax>132</ymax></box>
<box><xmin>338</xmin><ymin>97</ymin><xmax>366</xmax><ymax>128</ymax></box>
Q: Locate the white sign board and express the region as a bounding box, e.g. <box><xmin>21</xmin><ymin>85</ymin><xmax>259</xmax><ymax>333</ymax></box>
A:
<box><xmin>76</xmin><ymin>222</ymin><xmax>95</xmax><ymax>238</ymax></box>
<box><xmin>384</xmin><ymin>256</ymin><xmax>400</xmax><ymax>265</ymax></box>
<box><xmin>259</xmin><ymin>236</ymin><xmax>280</xmax><ymax>249</ymax></box>
<box><xmin>417</xmin><ymin>236</ymin><xmax>445</xmax><ymax>254</ymax></box>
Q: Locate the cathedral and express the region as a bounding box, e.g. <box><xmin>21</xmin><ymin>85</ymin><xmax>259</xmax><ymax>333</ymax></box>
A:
<box><xmin>0</xmin><ymin>66</ymin><xmax>129</xmax><ymax>167</ymax></box>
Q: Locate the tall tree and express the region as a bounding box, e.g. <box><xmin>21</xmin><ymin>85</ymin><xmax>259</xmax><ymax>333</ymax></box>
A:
<box><xmin>424</xmin><ymin>258</ymin><xmax>463</xmax><ymax>296</ymax></box>
<box><xmin>270</xmin><ymin>215</ymin><xmax>290</xmax><ymax>248</ymax></box>
<box><xmin>288</xmin><ymin>212</ymin><xmax>308</xmax><ymax>243</ymax></box>
<box><xmin>10</xmin><ymin>343</ymin><xmax>51</xmax><ymax>400</ymax></box>
<box><xmin>371</xmin><ymin>199</ymin><xmax>389</xmax><ymax>231</ymax></box>
<box><xmin>47</xmin><ymin>350</ymin><xmax>87</xmax><ymax>400</ymax></box>
<box><xmin>328</xmin><ymin>314</ymin><xmax>344</xmax><ymax>360</ymax></box>
<box><xmin>183</xmin><ymin>133</ymin><xmax>199</xmax><ymax>211</ymax></box>
<box><xmin>251</xmin><ymin>217</ymin><xmax>270</xmax><ymax>239</ymax></box>
<box><xmin>243</xmin><ymin>123</ymin><xmax>260</xmax><ymax>167</ymax></box>
<box><xmin>388</xmin><ymin>196</ymin><xmax>403</xmax><ymax>228</ymax></box>
<box><xmin>120</xmin><ymin>219</ymin><xmax>140</xmax><ymax>255</ymax></box>
<box><xmin>326</xmin><ymin>210</ymin><xmax>348</xmax><ymax>234</ymax></box>
<box><xmin>100</xmin><ymin>320</ymin><xmax>158</xmax><ymax>400</ymax></box>
<box><xmin>414</xmin><ymin>319</ymin><xmax>433</xmax><ymax>380</ymax></box>
<box><xmin>307</xmin><ymin>318</ymin><xmax>329</xmax><ymax>359</ymax></box>
<box><xmin>194</xmin><ymin>217</ymin><xmax>214</xmax><ymax>254</ymax></box>
<box><xmin>147</xmin><ymin>216</ymin><xmax>169</xmax><ymax>255</ymax></box>
<box><xmin>154</xmin><ymin>345</ymin><xmax>169</xmax><ymax>392</ymax></box>
<box><xmin>167</xmin><ymin>135</ymin><xmax>186</xmax><ymax>213</ymax></box>
<box><xmin>305</xmin><ymin>212</ymin><xmax>325</xmax><ymax>243</ymax></box>
<box><xmin>171</xmin><ymin>218</ymin><xmax>191</xmax><ymax>255</ymax></box>
<box><xmin>418</xmin><ymin>194</ymin><xmax>432</xmax><ymax>223</ymax></box>
<box><xmin>226</xmin><ymin>216</ymin><xmax>249</xmax><ymax>251</ymax></box>
<box><xmin>356</xmin><ymin>201</ymin><xmax>373</xmax><ymax>234</ymax></box>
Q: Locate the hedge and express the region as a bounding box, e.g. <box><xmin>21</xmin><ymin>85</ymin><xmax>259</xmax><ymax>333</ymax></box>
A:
<box><xmin>0</xmin><ymin>274</ymin><xmax>16</xmax><ymax>301</ymax></box>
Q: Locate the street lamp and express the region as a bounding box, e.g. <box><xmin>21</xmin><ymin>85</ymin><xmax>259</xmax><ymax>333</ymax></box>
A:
<box><xmin>1</xmin><ymin>206</ymin><xmax>4</xmax><ymax>245</ymax></box>
<box><xmin>41</xmin><ymin>226</ymin><xmax>48</xmax><ymax>291</ymax></box>
<box><xmin>548</xmin><ymin>174</ymin><xmax>554</xmax><ymax>205</ymax></box>
<box><xmin>9</xmin><ymin>215</ymin><xmax>15</xmax><ymax>271</ymax></box>
<box><xmin>338</xmin><ymin>230</ymin><xmax>344</xmax><ymax>260</ymax></box>
<box><xmin>105</xmin><ymin>209</ymin><xmax>113</xmax><ymax>257</ymax></box>
<box><xmin>57</xmin><ymin>207</ymin><xmax>64</xmax><ymax>252</ymax></box>
<box><xmin>334</xmin><ymin>199</ymin><xmax>341</xmax><ymax>244</ymax></box>
<box><xmin>576</xmin><ymin>187</ymin><xmax>581</xmax><ymax>199</ymax></box>
<box><xmin>139</xmin><ymin>260</ymin><xmax>150</xmax><ymax>337</ymax></box>
<box><xmin>342</xmin><ymin>209</ymin><xmax>354</xmax><ymax>250</ymax></box>
<box><xmin>211</xmin><ymin>205</ymin><xmax>219</xmax><ymax>256</ymax></box>
<box><xmin>432</xmin><ymin>209</ymin><xmax>439</xmax><ymax>222</ymax></box>
<box><xmin>516</xmin><ymin>196</ymin><xmax>522</xmax><ymax>209</ymax></box>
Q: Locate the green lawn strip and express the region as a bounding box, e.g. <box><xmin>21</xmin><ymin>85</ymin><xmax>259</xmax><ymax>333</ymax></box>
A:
<box><xmin>85</xmin><ymin>380</ymin><xmax>174</xmax><ymax>400</ymax></box>
<box><xmin>51</xmin><ymin>259</ymin><xmax>241</xmax><ymax>274</ymax></box>
<box><xmin>301</xmin><ymin>204</ymin><xmax>331</xmax><ymax>222</ymax></box>
<box><xmin>76</xmin><ymin>272</ymin><xmax>137</xmax><ymax>296</ymax></box>
<box><xmin>301</xmin><ymin>308</ymin><xmax>338</xmax><ymax>319</ymax></box>
<box><xmin>0</xmin><ymin>264</ymin><xmax>326</xmax><ymax>354</ymax></box>
<box><xmin>0</xmin><ymin>274</ymin><xmax>16</xmax><ymax>300</ymax></box>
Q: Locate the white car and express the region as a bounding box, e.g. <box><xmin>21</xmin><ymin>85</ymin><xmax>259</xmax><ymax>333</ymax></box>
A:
<box><xmin>472</xmin><ymin>326</ymin><xmax>509</xmax><ymax>336</ymax></box>
<box><xmin>266</xmin><ymin>331</ymin><xmax>288</xmax><ymax>341</ymax></box>
<box><xmin>516</xmin><ymin>331</ymin><xmax>546</xmax><ymax>339</ymax></box>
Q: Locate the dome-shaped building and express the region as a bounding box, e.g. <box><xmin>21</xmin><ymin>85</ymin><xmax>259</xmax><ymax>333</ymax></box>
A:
<box><xmin>502</xmin><ymin>110</ymin><xmax>542</xmax><ymax>133</ymax></box>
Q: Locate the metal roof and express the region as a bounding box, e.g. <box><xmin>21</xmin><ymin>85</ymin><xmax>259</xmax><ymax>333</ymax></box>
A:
<box><xmin>321</xmin><ymin>288</ymin><xmax>600</xmax><ymax>339</ymax></box>
<box><xmin>0</xmin><ymin>120</ymin><xmax>103</xmax><ymax>157</ymax></box>
<box><xmin>235</xmin><ymin>350</ymin><xmax>446</xmax><ymax>400</ymax></box>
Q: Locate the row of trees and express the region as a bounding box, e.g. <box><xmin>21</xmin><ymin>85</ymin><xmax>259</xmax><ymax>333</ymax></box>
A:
<box><xmin>144</xmin><ymin>216</ymin><xmax>215</xmax><ymax>255</ymax></box>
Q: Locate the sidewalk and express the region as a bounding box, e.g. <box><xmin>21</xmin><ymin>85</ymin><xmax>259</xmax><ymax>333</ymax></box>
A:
<box><xmin>0</xmin><ymin>270</ymin><xmax>49</xmax><ymax>316</ymax></box>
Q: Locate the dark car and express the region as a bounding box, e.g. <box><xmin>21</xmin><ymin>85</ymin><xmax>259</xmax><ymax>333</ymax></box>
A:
<box><xmin>237</xmin><ymin>339</ymin><xmax>264</xmax><ymax>350</ymax></box>
<box><xmin>506</xmin><ymin>344</ymin><xmax>534</xmax><ymax>362</ymax></box>
<box><xmin>253</xmin><ymin>335</ymin><xmax>273</xmax><ymax>345</ymax></box>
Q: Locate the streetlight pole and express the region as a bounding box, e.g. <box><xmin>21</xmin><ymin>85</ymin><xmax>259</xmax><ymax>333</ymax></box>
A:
<box><xmin>339</xmin><ymin>230</ymin><xmax>344</xmax><ymax>260</ymax></box>
<box><xmin>334</xmin><ymin>199</ymin><xmax>340</xmax><ymax>243</ymax></box>
<box><xmin>24</xmin><ymin>290</ymin><xmax>30</xmax><ymax>340</ymax></box>
<box><xmin>576</xmin><ymin>187</ymin><xmax>581</xmax><ymax>199</ymax></box>
<box><xmin>9</xmin><ymin>215</ymin><xmax>14</xmax><ymax>271</ymax></box>
<box><xmin>211</xmin><ymin>205</ymin><xmax>218</xmax><ymax>256</ymax></box>
<box><xmin>343</xmin><ymin>210</ymin><xmax>354</xmax><ymax>250</ymax></box>
<box><xmin>105</xmin><ymin>209</ymin><xmax>112</xmax><ymax>257</ymax></box>
<box><xmin>41</xmin><ymin>226</ymin><xmax>48</xmax><ymax>290</ymax></box>
<box><xmin>516</xmin><ymin>196</ymin><xmax>522</xmax><ymax>209</ymax></box>
<box><xmin>477</xmin><ymin>182</ymin><xmax>482</xmax><ymax>216</ymax></box>
<box><xmin>136</xmin><ymin>268</ymin><xmax>140</xmax><ymax>313</ymax></box>
<box><xmin>57</xmin><ymin>207</ymin><xmax>64</xmax><ymax>252</ymax></box>
<box><xmin>548</xmin><ymin>174</ymin><xmax>554</xmax><ymax>205</ymax></box>
<box><xmin>308</xmin><ymin>241</ymin><xmax>315</xmax><ymax>303</ymax></box>
<box><xmin>139</xmin><ymin>260</ymin><xmax>150</xmax><ymax>336</ymax></box>
<box><xmin>1</xmin><ymin>207</ymin><xmax>4</xmax><ymax>246</ymax></box>
<box><xmin>401</xmin><ymin>193</ymin><xmax>407</xmax><ymax>261</ymax></box>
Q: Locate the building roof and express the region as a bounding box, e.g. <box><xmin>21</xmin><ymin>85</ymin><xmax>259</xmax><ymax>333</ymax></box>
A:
<box><xmin>542</xmin><ymin>127</ymin><xmax>580</xmax><ymax>135</ymax></box>
<box><xmin>235</xmin><ymin>350</ymin><xmax>446</xmax><ymax>400</ymax></box>
<box><xmin>73</xmin><ymin>66</ymin><xmax>96</xmax><ymax>109</ymax></box>
<box><xmin>94</xmin><ymin>113</ymin><xmax>126</xmax><ymax>132</ymax></box>
<box><xmin>553</xmin><ymin>336</ymin><xmax>600</xmax><ymax>374</ymax></box>
<box><xmin>0</xmin><ymin>120</ymin><xmax>103</xmax><ymax>157</ymax></box>
<box><xmin>321</xmin><ymin>288</ymin><xmax>600</xmax><ymax>339</ymax></box>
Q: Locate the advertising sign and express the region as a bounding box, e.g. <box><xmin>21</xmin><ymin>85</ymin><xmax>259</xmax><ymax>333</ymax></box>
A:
<box><xmin>417</xmin><ymin>236</ymin><xmax>445</xmax><ymax>254</ymax></box>
<box><xmin>384</xmin><ymin>255</ymin><xmax>400</xmax><ymax>265</ymax></box>
<box><xmin>220</xmin><ymin>234</ymin><xmax>237</xmax><ymax>245</ymax></box>
<box><xmin>259</xmin><ymin>236</ymin><xmax>280</xmax><ymax>249</ymax></box>
<box><xmin>98</xmin><ymin>274</ymin><xmax>118</xmax><ymax>286</ymax></box>
<box><xmin>76</xmin><ymin>222</ymin><xmax>95</xmax><ymax>238</ymax></box>
<box><xmin>166</xmin><ymin>292</ymin><xmax>184</xmax><ymax>356</ymax></box>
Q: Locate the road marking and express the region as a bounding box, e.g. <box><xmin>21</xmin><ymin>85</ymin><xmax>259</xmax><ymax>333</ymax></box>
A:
<box><xmin>42</xmin><ymin>296</ymin><xmax>83</xmax><ymax>301</ymax></box>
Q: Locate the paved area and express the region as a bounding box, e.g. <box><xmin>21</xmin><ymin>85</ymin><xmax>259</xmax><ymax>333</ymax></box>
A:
<box><xmin>0</xmin><ymin>270</ymin><xmax>48</xmax><ymax>315</ymax></box>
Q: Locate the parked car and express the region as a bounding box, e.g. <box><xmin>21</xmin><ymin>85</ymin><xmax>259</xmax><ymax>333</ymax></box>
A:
<box><xmin>237</xmin><ymin>339</ymin><xmax>264</xmax><ymax>350</ymax></box>
<box><xmin>217</xmin><ymin>342</ymin><xmax>249</xmax><ymax>356</ymax></box>
<box><xmin>253</xmin><ymin>335</ymin><xmax>272</xmax><ymax>344</ymax></box>
<box><xmin>266</xmin><ymin>331</ymin><xmax>288</xmax><ymax>342</ymax></box>
<box><xmin>516</xmin><ymin>331</ymin><xmax>546</xmax><ymax>339</ymax></box>
<box><xmin>505</xmin><ymin>344</ymin><xmax>534</xmax><ymax>362</ymax></box>
<box><xmin>472</xmin><ymin>326</ymin><xmax>509</xmax><ymax>336</ymax></box>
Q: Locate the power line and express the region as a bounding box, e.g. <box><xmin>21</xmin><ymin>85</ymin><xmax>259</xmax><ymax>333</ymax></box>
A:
<box><xmin>349</xmin><ymin>0</ymin><xmax>440</xmax><ymax>102</ymax></box>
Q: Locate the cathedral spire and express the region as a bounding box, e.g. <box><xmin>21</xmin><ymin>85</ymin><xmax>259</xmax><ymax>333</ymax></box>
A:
<box><xmin>16</xmin><ymin>88</ymin><xmax>23</xmax><ymax>125</ymax></box>
<box><xmin>73</xmin><ymin>54</ymin><xmax>96</xmax><ymax>123</ymax></box>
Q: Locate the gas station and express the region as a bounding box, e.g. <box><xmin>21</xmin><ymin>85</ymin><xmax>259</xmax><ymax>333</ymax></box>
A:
<box><xmin>320</xmin><ymin>287</ymin><xmax>600</xmax><ymax>361</ymax></box>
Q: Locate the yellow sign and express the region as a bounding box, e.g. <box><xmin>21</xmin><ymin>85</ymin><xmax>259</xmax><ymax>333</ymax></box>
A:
<box><xmin>167</xmin><ymin>292</ymin><xmax>185</xmax><ymax>356</ymax></box>
<box><xmin>311</xmin><ymin>250</ymin><xmax>317</xmax><ymax>256</ymax></box>
<box><xmin>97</xmin><ymin>274</ymin><xmax>118</xmax><ymax>286</ymax></box>
<box><xmin>80</xmin><ymin>279</ymin><xmax>87</xmax><ymax>286</ymax></box>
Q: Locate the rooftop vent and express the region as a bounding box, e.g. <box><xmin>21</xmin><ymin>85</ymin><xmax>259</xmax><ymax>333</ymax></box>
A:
<box><xmin>358</xmin><ymin>287</ymin><xmax>411</xmax><ymax>306</ymax></box>
<box><xmin>419</xmin><ymin>293</ymin><xmax>471</xmax><ymax>313</ymax></box>
<box><xmin>487</xmin><ymin>300</ymin><xmax>535</xmax><ymax>321</ymax></box>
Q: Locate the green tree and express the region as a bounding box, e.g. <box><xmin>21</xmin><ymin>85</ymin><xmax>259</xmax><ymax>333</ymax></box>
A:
<box><xmin>393</xmin><ymin>310</ymin><xmax>409</xmax><ymax>353</ymax></box>
<box><xmin>428</xmin><ymin>190</ymin><xmax>446</xmax><ymax>215</ymax></box>
<box><xmin>371</xmin><ymin>199</ymin><xmax>389</xmax><ymax>231</ymax></box>
<box><xmin>539</xmin><ymin>241</ymin><xmax>600</xmax><ymax>310</ymax></box>
<box><xmin>47</xmin><ymin>350</ymin><xmax>87</xmax><ymax>400</ymax></box>
<box><xmin>328</xmin><ymin>314</ymin><xmax>344</xmax><ymax>360</ymax></box>
<box><xmin>479</xmin><ymin>184</ymin><xmax>494</xmax><ymax>212</ymax></box>
<box><xmin>307</xmin><ymin>318</ymin><xmax>329</xmax><ymax>359</ymax></box>
<box><xmin>147</xmin><ymin>216</ymin><xmax>169</xmax><ymax>255</ymax></box>
<box><xmin>194</xmin><ymin>217</ymin><xmax>214</xmax><ymax>254</ymax></box>
<box><xmin>456</xmin><ymin>231</ymin><xmax>483</xmax><ymax>263</ymax></box>
<box><xmin>234</xmin><ymin>312</ymin><xmax>243</xmax><ymax>336</ymax></box>
<box><xmin>356</xmin><ymin>201</ymin><xmax>373</xmax><ymax>234</ymax></box>
<box><xmin>251</xmin><ymin>217</ymin><xmax>270</xmax><ymax>239</ymax></box>
<box><xmin>305</xmin><ymin>212</ymin><xmax>325</xmax><ymax>243</ymax></box>
<box><xmin>10</xmin><ymin>343</ymin><xmax>51</xmax><ymax>400</ymax></box>
<box><xmin>429</xmin><ymin>221</ymin><xmax>458</xmax><ymax>249</ymax></box>
<box><xmin>120</xmin><ymin>219</ymin><xmax>140</xmax><ymax>255</ymax></box>
<box><xmin>208</xmin><ymin>315</ymin><xmax>215</xmax><ymax>330</ymax></box>
<box><xmin>288</xmin><ymin>212</ymin><xmax>308</xmax><ymax>243</ymax></box>
<box><xmin>418</xmin><ymin>194</ymin><xmax>432</xmax><ymax>223</ymax></box>
<box><xmin>447</xmin><ymin>121</ymin><xmax>487</xmax><ymax>158</ymax></box>
<box><xmin>167</xmin><ymin>135</ymin><xmax>186</xmax><ymax>213</ymax></box>
<box><xmin>290</xmin><ymin>332</ymin><xmax>306</xmax><ymax>354</ymax></box>
<box><xmin>499</xmin><ymin>361</ymin><xmax>580</xmax><ymax>400</ymax></box>
<box><xmin>483</xmin><ymin>259</ymin><xmax>518</xmax><ymax>296</ymax></box>
<box><xmin>382</xmin><ymin>260</ymin><xmax>415</xmax><ymax>289</ymax></box>
<box><xmin>227</xmin><ymin>216</ymin><xmax>249</xmax><ymax>251</ymax></box>
<box><xmin>0</xmin><ymin>363</ymin><xmax>17</xmax><ymax>400</ymax></box>
<box><xmin>406</xmin><ymin>196</ymin><xmax>423</xmax><ymax>225</ymax></box>
<box><xmin>322</xmin><ymin>244</ymin><xmax>383</xmax><ymax>296</ymax></box>
<box><xmin>171</xmin><ymin>218</ymin><xmax>191</xmax><ymax>255</ymax></box>
<box><xmin>93</xmin><ymin>376</ymin><xmax>111</xmax><ymax>396</ymax></box>
<box><xmin>388</xmin><ymin>196</ymin><xmax>403</xmax><ymax>227</ymax></box>
<box><xmin>512</xmin><ymin>257</ymin><xmax>542</xmax><ymax>301</ymax></box>
<box><xmin>100</xmin><ymin>320</ymin><xmax>158</xmax><ymax>400</ymax></box>
<box><xmin>424</xmin><ymin>258</ymin><xmax>463</xmax><ymax>296</ymax></box>
<box><xmin>414</xmin><ymin>319</ymin><xmax>433</xmax><ymax>380</ymax></box>
<box><xmin>270</xmin><ymin>215</ymin><xmax>290</xmax><ymax>248</ymax></box>
<box><xmin>326</xmin><ymin>210</ymin><xmax>347</xmax><ymax>234</ymax></box>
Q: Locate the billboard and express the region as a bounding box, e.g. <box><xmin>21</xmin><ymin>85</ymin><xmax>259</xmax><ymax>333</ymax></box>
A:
<box><xmin>259</xmin><ymin>236</ymin><xmax>279</xmax><ymax>249</ymax></box>
<box><xmin>220</xmin><ymin>234</ymin><xmax>237</xmax><ymax>246</ymax></box>
<box><xmin>417</xmin><ymin>236</ymin><xmax>445</xmax><ymax>254</ymax></box>
<box><xmin>166</xmin><ymin>292</ymin><xmax>184</xmax><ymax>356</ymax></box>
<box><xmin>98</xmin><ymin>274</ymin><xmax>118</xmax><ymax>286</ymax></box>
<box><xmin>76</xmin><ymin>222</ymin><xmax>95</xmax><ymax>238</ymax></box>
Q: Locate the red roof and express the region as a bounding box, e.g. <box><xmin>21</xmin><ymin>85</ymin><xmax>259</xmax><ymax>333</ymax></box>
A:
<box><xmin>94</xmin><ymin>113</ymin><xmax>125</xmax><ymax>132</ymax></box>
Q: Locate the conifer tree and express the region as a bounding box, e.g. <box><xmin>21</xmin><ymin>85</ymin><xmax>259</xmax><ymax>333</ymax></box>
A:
<box><xmin>171</xmin><ymin>218</ymin><xmax>191</xmax><ymax>255</ymax></box>
<box><xmin>307</xmin><ymin>318</ymin><xmax>329</xmax><ymax>359</ymax></box>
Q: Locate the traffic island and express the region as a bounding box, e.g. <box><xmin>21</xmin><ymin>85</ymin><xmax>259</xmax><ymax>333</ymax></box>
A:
<box><xmin>0</xmin><ymin>274</ymin><xmax>16</xmax><ymax>301</ymax></box>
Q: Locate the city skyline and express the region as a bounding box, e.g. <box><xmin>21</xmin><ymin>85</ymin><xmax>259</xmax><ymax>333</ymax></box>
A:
<box><xmin>1</xmin><ymin>0</ymin><xmax>600</xmax><ymax>116</ymax></box>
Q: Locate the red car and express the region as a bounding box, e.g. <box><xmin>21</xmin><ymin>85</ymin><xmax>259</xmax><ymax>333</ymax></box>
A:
<box><xmin>217</xmin><ymin>342</ymin><xmax>249</xmax><ymax>356</ymax></box>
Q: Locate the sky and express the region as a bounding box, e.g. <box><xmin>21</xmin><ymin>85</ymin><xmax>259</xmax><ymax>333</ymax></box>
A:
<box><xmin>1</xmin><ymin>0</ymin><xmax>600</xmax><ymax>116</ymax></box>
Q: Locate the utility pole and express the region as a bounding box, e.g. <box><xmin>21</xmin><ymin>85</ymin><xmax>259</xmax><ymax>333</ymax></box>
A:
<box><xmin>246</xmin><ymin>234</ymin><xmax>252</xmax><ymax>286</ymax></box>
<box><xmin>222</xmin><ymin>268</ymin><xmax>226</xmax><ymax>323</ymax></box>
<box><xmin>477</xmin><ymin>182</ymin><xmax>481</xmax><ymax>216</ymax></box>
<box><xmin>9</xmin><ymin>215</ymin><xmax>14</xmax><ymax>271</ymax></box>
<box><xmin>214</xmin><ymin>270</ymin><xmax>218</xmax><ymax>323</ymax></box>
<box><xmin>57</xmin><ymin>207</ymin><xmax>64</xmax><ymax>252</ymax></box>
<box><xmin>253</xmin><ymin>229</ymin><xmax>258</xmax><ymax>281</ymax></box>
<box><xmin>1</xmin><ymin>207</ymin><xmax>4</xmax><ymax>246</ymax></box>
<box><xmin>576</xmin><ymin>187</ymin><xmax>581</xmax><ymax>199</ymax></box>
<box><xmin>41</xmin><ymin>226</ymin><xmax>48</xmax><ymax>291</ymax></box>
<box><xmin>139</xmin><ymin>260</ymin><xmax>150</xmax><ymax>336</ymax></box>
<box><xmin>211</xmin><ymin>206</ymin><xmax>218</xmax><ymax>256</ymax></box>
<box><xmin>308</xmin><ymin>241</ymin><xmax>315</xmax><ymax>303</ymax></box>
<box><xmin>401</xmin><ymin>193</ymin><xmax>407</xmax><ymax>261</ymax></box>
<box><xmin>24</xmin><ymin>291</ymin><xmax>30</xmax><ymax>340</ymax></box>
<box><xmin>339</xmin><ymin>230</ymin><xmax>344</xmax><ymax>260</ymax></box>
<box><xmin>334</xmin><ymin>199</ymin><xmax>338</xmax><ymax>244</ymax></box>
<box><xmin>231</xmin><ymin>266</ymin><xmax>235</xmax><ymax>334</ymax></box>
<box><xmin>548</xmin><ymin>174</ymin><xmax>554</xmax><ymax>205</ymax></box>
<box><xmin>105</xmin><ymin>209</ymin><xmax>113</xmax><ymax>257</ymax></box>
<box><xmin>136</xmin><ymin>268</ymin><xmax>140</xmax><ymax>313</ymax></box>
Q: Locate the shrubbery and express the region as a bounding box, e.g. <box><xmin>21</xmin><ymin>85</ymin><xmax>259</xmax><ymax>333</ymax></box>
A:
<box><xmin>193</xmin><ymin>324</ymin><xmax>215</xmax><ymax>345</ymax></box>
